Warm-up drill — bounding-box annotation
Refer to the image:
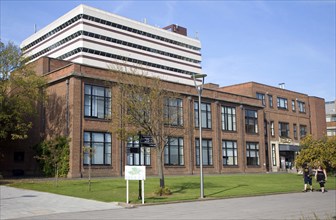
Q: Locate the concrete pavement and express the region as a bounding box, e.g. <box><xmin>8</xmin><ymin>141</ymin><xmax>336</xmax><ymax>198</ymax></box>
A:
<box><xmin>1</xmin><ymin>185</ymin><xmax>335</xmax><ymax>220</ymax></box>
<box><xmin>0</xmin><ymin>186</ymin><xmax>122</xmax><ymax>219</ymax></box>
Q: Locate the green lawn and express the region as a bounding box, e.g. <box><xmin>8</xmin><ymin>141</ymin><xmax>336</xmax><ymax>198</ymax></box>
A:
<box><xmin>3</xmin><ymin>173</ymin><xmax>335</xmax><ymax>204</ymax></box>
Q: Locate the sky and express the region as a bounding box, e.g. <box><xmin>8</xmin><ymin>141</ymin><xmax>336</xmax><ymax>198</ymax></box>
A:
<box><xmin>1</xmin><ymin>0</ymin><xmax>335</xmax><ymax>101</ymax></box>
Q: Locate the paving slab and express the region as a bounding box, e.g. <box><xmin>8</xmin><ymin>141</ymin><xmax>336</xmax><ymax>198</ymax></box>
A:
<box><xmin>0</xmin><ymin>185</ymin><xmax>122</xmax><ymax>219</ymax></box>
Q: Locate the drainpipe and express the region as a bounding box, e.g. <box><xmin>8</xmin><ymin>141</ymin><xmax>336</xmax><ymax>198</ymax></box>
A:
<box><xmin>240</xmin><ymin>105</ymin><xmax>246</xmax><ymax>173</ymax></box>
<box><xmin>66</xmin><ymin>79</ymin><xmax>69</xmax><ymax>136</ymax></box>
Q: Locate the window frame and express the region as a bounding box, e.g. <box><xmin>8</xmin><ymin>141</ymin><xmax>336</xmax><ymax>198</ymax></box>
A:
<box><xmin>164</xmin><ymin>97</ymin><xmax>183</xmax><ymax>126</ymax></box>
<box><xmin>222</xmin><ymin>140</ymin><xmax>238</xmax><ymax>166</ymax></box>
<box><xmin>83</xmin><ymin>131</ymin><xmax>111</xmax><ymax>165</ymax></box>
<box><xmin>245</xmin><ymin>109</ymin><xmax>258</xmax><ymax>134</ymax></box>
<box><xmin>246</xmin><ymin>142</ymin><xmax>260</xmax><ymax>166</ymax></box>
<box><xmin>221</xmin><ymin>106</ymin><xmax>236</xmax><ymax>131</ymax></box>
<box><xmin>278</xmin><ymin>122</ymin><xmax>290</xmax><ymax>138</ymax></box>
<box><xmin>195</xmin><ymin>139</ymin><xmax>213</xmax><ymax>166</ymax></box>
<box><xmin>194</xmin><ymin>102</ymin><xmax>212</xmax><ymax>129</ymax></box>
<box><xmin>126</xmin><ymin>136</ymin><xmax>151</xmax><ymax>166</ymax></box>
<box><xmin>268</xmin><ymin>94</ymin><xmax>273</xmax><ymax>108</ymax></box>
<box><xmin>256</xmin><ymin>93</ymin><xmax>265</xmax><ymax>106</ymax></box>
<box><xmin>164</xmin><ymin>137</ymin><xmax>184</xmax><ymax>166</ymax></box>
<box><xmin>277</xmin><ymin>97</ymin><xmax>288</xmax><ymax>110</ymax></box>
<box><xmin>84</xmin><ymin>84</ymin><xmax>111</xmax><ymax>119</ymax></box>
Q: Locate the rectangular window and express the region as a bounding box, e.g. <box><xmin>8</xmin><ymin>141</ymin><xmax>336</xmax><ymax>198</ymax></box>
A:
<box><xmin>268</xmin><ymin>94</ymin><xmax>273</xmax><ymax>108</ymax></box>
<box><xmin>164</xmin><ymin>137</ymin><xmax>184</xmax><ymax>166</ymax></box>
<box><xmin>84</xmin><ymin>85</ymin><xmax>111</xmax><ymax>119</ymax></box>
<box><xmin>221</xmin><ymin>106</ymin><xmax>236</xmax><ymax>131</ymax></box>
<box><xmin>196</xmin><ymin>139</ymin><xmax>213</xmax><ymax>166</ymax></box>
<box><xmin>292</xmin><ymin>100</ymin><xmax>296</xmax><ymax>112</ymax></box>
<box><xmin>83</xmin><ymin>132</ymin><xmax>111</xmax><ymax>165</ymax></box>
<box><xmin>245</xmin><ymin>109</ymin><xmax>258</xmax><ymax>134</ymax></box>
<box><xmin>270</xmin><ymin>121</ymin><xmax>275</xmax><ymax>137</ymax></box>
<box><xmin>222</xmin><ymin>140</ymin><xmax>238</xmax><ymax>166</ymax></box>
<box><xmin>293</xmin><ymin>124</ymin><xmax>297</xmax><ymax>139</ymax></box>
<box><xmin>164</xmin><ymin>98</ymin><xmax>183</xmax><ymax>126</ymax></box>
<box><xmin>194</xmin><ymin>102</ymin><xmax>212</xmax><ymax>129</ymax></box>
<box><xmin>277</xmin><ymin>97</ymin><xmax>288</xmax><ymax>110</ymax></box>
<box><xmin>271</xmin><ymin>144</ymin><xmax>276</xmax><ymax>166</ymax></box>
<box><xmin>297</xmin><ymin>101</ymin><xmax>306</xmax><ymax>113</ymax></box>
<box><xmin>300</xmin><ymin>125</ymin><xmax>307</xmax><ymax>138</ymax></box>
<box><xmin>246</xmin><ymin>142</ymin><xmax>259</xmax><ymax>166</ymax></box>
<box><xmin>126</xmin><ymin>136</ymin><xmax>151</xmax><ymax>166</ymax></box>
<box><xmin>278</xmin><ymin>122</ymin><xmax>290</xmax><ymax>138</ymax></box>
<box><xmin>256</xmin><ymin>93</ymin><xmax>265</xmax><ymax>106</ymax></box>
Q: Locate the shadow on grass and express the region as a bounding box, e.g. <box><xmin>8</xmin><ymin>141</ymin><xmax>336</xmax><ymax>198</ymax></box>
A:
<box><xmin>206</xmin><ymin>184</ymin><xmax>249</xmax><ymax>197</ymax></box>
<box><xmin>171</xmin><ymin>182</ymin><xmax>200</xmax><ymax>194</ymax></box>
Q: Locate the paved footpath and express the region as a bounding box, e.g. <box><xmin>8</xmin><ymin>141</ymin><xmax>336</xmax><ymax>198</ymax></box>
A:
<box><xmin>1</xmin><ymin>185</ymin><xmax>335</xmax><ymax>220</ymax></box>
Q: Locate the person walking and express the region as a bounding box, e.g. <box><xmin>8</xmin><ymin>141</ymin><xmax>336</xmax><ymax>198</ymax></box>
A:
<box><xmin>315</xmin><ymin>165</ymin><xmax>327</xmax><ymax>193</ymax></box>
<box><xmin>302</xmin><ymin>163</ymin><xmax>313</xmax><ymax>192</ymax></box>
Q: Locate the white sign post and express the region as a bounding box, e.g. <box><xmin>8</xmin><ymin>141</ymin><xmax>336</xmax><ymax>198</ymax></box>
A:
<box><xmin>125</xmin><ymin>166</ymin><xmax>146</xmax><ymax>204</ymax></box>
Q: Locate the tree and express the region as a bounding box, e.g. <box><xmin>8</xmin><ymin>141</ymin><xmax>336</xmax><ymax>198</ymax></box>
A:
<box><xmin>111</xmin><ymin>68</ymin><xmax>185</xmax><ymax>191</ymax></box>
<box><xmin>0</xmin><ymin>41</ymin><xmax>45</xmax><ymax>141</ymax></box>
<box><xmin>295</xmin><ymin>135</ymin><xmax>336</xmax><ymax>171</ymax></box>
<box><xmin>35</xmin><ymin>136</ymin><xmax>70</xmax><ymax>185</ymax></box>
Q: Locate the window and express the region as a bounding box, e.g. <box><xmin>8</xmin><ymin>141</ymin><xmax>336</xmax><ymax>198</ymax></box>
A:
<box><xmin>164</xmin><ymin>137</ymin><xmax>184</xmax><ymax>165</ymax></box>
<box><xmin>271</xmin><ymin>144</ymin><xmax>276</xmax><ymax>166</ymax></box>
<box><xmin>256</xmin><ymin>93</ymin><xmax>265</xmax><ymax>106</ymax></box>
<box><xmin>245</xmin><ymin>109</ymin><xmax>258</xmax><ymax>134</ymax></box>
<box><xmin>270</xmin><ymin>121</ymin><xmax>275</xmax><ymax>137</ymax></box>
<box><xmin>126</xmin><ymin>136</ymin><xmax>151</xmax><ymax>165</ymax></box>
<box><xmin>277</xmin><ymin>97</ymin><xmax>288</xmax><ymax>110</ymax></box>
<box><xmin>83</xmin><ymin>132</ymin><xmax>111</xmax><ymax>165</ymax></box>
<box><xmin>196</xmin><ymin>139</ymin><xmax>213</xmax><ymax>166</ymax></box>
<box><xmin>268</xmin><ymin>94</ymin><xmax>273</xmax><ymax>108</ymax></box>
<box><xmin>292</xmin><ymin>100</ymin><xmax>296</xmax><ymax>112</ymax></box>
<box><xmin>164</xmin><ymin>98</ymin><xmax>183</xmax><ymax>126</ymax></box>
<box><xmin>332</xmin><ymin>115</ymin><xmax>336</xmax><ymax>122</ymax></box>
<box><xmin>278</xmin><ymin>122</ymin><xmax>290</xmax><ymax>138</ymax></box>
<box><xmin>297</xmin><ymin>101</ymin><xmax>306</xmax><ymax>113</ymax></box>
<box><xmin>246</xmin><ymin>142</ymin><xmax>259</xmax><ymax>166</ymax></box>
<box><xmin>221</xmin><ymin>106</ymin><xmax>236</xmax><ymax>131</ymax></box>
<box><xmin>222</xmin><ymin>140</ymin><xmax>238</xmax><ymax>166</ymax></box>
<box><xmin>84</xmin><ymin>85</ymin><xmax>111</xmax><ymax>119</ymax></box>
<box><xmin>300</xmin><ymin>125</ymin><xmax>307</xmax><ymax>138</ymax></box>
<box><xmin>293</xmin><ymin>124</ymin><xmax>297</xmax><ymax>139</ymax></box>
<box><xmin>194</xmin><ymin>102</ymin><xmax>212</xmax><ymax>129</ymax></box>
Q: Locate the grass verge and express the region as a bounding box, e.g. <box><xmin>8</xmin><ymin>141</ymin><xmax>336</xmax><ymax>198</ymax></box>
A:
<box><xmin>2</xmin><ymin>173</ymin><xmax>335</xmax><ymax>204</ymax></box>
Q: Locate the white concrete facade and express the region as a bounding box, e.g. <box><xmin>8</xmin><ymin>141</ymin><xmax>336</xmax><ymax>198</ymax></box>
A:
<box><xmin>21</xmin><ymin>4</ymin><xmax>202</xmax><ymax>85</ymax></box>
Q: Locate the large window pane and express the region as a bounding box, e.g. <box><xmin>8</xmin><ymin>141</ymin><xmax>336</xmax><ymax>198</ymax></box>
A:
<box><xmin>84</xmin><ymin>85</ymin><xmax>111</xmax><ymax>119</ymax></box>
<box><xmin>83</xmin><ymin>131</ymin><xmax>111</xmax><ymax>165</ymax></box>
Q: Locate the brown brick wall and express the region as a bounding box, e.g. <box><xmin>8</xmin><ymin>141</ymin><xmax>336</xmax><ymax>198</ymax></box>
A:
<box><xmin>2</xmin><ymin>58</ymin><xmax>325</xmax><ymax>177</ymax></box>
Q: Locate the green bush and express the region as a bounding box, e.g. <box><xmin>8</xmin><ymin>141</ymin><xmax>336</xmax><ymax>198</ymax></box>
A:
<box><xmin>35</xmin><ymin>136</ymin><xmax>70</xmax><ymax>177</ymax></box>
<box><xmin>154</xmin><ymin>186</ymin><xmax>172</xmax><ymax>196</ymax></box>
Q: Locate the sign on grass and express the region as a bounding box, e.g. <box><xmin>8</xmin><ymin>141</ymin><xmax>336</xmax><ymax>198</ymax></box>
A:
<box><xmin>125</xmin><ymin>166</ymin><xmax>146</xmax><ymax>180</ymax></box>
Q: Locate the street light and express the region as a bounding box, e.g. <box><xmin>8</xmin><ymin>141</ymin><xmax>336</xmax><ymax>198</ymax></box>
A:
<box><xmin>191</xmin><ymin>73</ymin><xmax>207</xmax><ymax>199</ymax></box>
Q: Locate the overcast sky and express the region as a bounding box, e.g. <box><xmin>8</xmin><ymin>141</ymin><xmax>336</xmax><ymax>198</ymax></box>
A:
<box><xmin>1</xmin><ymin>0</ymin><xmax>335</xmax><ymax>101</ymax></box>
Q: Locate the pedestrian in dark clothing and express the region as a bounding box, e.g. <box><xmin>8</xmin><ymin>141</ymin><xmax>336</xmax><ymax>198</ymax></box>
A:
<box><xmin>315</xmin><ymin>165</ymin><xmax>327</xmax><ymax>193</ymax></box>
<box><xmin>302</xmin><ymin>163</ymin><xmax>313</xmax><ymax>192</ymax></box>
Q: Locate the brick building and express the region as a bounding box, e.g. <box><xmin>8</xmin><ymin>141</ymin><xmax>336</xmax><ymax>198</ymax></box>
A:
<box><xmin>0</xmin><ymin>5</ymin><xmax>326</xmax><ymax>177</ymax></box>
<box><xmin>220</xmin><ymin>82</ymin><xmax>326</xmax><ymax>172</ymax></box>
<box><xmin>1</xmin><ymin>57</ymin><xmax>268</xmax><ymax>177</ymax></box>
<box><xmin>326</xmin><ymin>100</ymin><xmax>336</xmax><ymax>136</ymax></box>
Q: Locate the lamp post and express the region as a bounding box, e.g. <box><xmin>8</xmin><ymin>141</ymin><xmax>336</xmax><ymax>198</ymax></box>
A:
<box><xmin>191</xmin><ymin>73</ymin><xmax>207</xmax><ymax>199</ymax></box>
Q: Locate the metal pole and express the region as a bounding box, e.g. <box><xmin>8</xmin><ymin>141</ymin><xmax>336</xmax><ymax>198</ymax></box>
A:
<box><xmin>198</xmin><ymin>87</ymin><xmax>204</xmax><ymax>199</ymax></box>
<box><xmin>191</xmin><ymin>74</ymin><xmax>207</xmax><ymax>199</ymax></box>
